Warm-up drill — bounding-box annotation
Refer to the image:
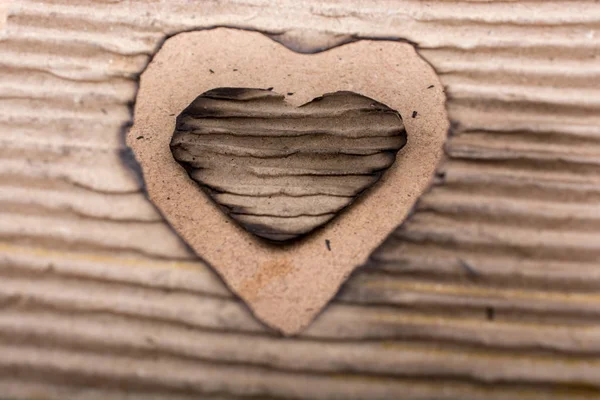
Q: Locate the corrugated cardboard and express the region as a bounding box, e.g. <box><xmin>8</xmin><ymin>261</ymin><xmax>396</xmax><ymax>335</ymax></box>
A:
<box><xmin>2</xmin><ymin>1</ymin><xmax>599</xmax><ymax>398</ymax></box>
<box><xmin>127</xmin><ymin>28</ymin><xmax>448</xmax><ymax>334</ymax></box>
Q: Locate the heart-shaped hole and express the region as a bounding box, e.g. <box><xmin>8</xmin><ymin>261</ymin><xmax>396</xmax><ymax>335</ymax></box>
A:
<box><xmin>170</xmin><ymin>88</ymin><xmax>407</xmax><ymax>242</ymax></box>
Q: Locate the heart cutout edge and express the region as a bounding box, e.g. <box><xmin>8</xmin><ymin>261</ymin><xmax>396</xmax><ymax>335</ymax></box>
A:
<box><xmin>169</xmin><ymin>87</ymin><xmax>407</xmax><ymax>243</ymax></box>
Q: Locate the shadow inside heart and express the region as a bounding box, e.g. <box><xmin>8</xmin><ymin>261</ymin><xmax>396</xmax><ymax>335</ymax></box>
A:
<box><xmin>170</xmin><ymin>88</ymin><xmax>407</xmax><ymax>242</ymax></box>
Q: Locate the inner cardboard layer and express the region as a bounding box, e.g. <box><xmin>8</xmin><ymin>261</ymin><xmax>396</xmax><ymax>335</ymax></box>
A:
<box><xmin>169</xmin><ymin>88</ymin><xmax>408</xmax><ymax>242</ymax></box>
<box><xmin>127</xmin><ymin>28</ymin><xmax>448</xmax><ymax>334</ymax></box>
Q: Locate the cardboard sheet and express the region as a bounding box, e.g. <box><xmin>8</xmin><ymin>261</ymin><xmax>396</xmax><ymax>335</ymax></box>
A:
<box><xmin>127</xmin><ymin>28</ymin><xmax>448</xmax><ymax>334</ymax></box>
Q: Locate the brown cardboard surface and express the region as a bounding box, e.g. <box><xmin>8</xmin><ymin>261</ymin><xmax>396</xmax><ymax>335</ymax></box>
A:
<box><xmin>127</xmin><ymin>28</ymin><xmax>447</xmax><ymax>334</ymax></box>
<box><xmin>3</xmin><ymin>1</ymin><xmax>600</xmax><ymax>398</ymax></box>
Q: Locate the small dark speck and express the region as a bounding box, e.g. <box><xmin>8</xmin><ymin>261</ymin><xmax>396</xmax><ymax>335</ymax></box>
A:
<box><xmin>458</xmin><ymin>258</ymin><xmax>478</xmax><ymax>278</ymax></box>
<box><xmin>325</xmin><ymin>239</ymin><xmax>331</xmax><ymax>251</ymax></box>
<box><xmin>167</xmin><ymin>197</ymin><xmax>171</xmax><ymax>200</ymax></box>
<box><xmin>169</xmin><ymin>113</ymin><xmax>175</xmax><ymax>116</ymax></box>
<box><xmin>233</xmin><ymin>68</ymin><xmax>238</xmax><ymax>71</ymax></box>
<box><xmin>427</xmin><ymin>85</ymin><xmax>435</xmax><ymax>89</ymax></box>
<box><xmin>287</xmin><ymin>92</ymin><xmax>294</xmax><ymax>96</ymax></box>
<box><xmin>449</xmin><ymin>120</ymin><xmax>460</xmax><ymax>133</ymax></box>
<box><xmin>486</xmin><ymin>307</ymin><xmax>495</xmax><ymax>321</ymax></box>
<box><xmin>412</xmin><ymin>111</ymin><xmax>418</xmax><ymax>118</ymax></box>
<box><xmin>136</xmin><ymin>136</ymin><xmax>144</xmax><ymax>140</ymax></box>
<box><xmin>267</xmin><ymin>87</ymin><xmax>274</xmax><ymax>91</ymax></box>
<box><xmin>209</xmin><ymin>69</ymin><xmax>214</xmax><ymax>73</ymax></box>
<box><xmin>100</xmin><ymin>108</ymin><xmax>107</xmax><ymax>114</ymax></box>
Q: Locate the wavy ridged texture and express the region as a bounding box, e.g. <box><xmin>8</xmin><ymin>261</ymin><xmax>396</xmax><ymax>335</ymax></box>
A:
<box><xmin>170</xmin><ymin>88</ymin><xmax>406</xmax><ymax>241</ymax></box>
<box><xmin>1</xmin><ymin>0</ymin><xmax>600</xmax><ymax>399</ymax></box>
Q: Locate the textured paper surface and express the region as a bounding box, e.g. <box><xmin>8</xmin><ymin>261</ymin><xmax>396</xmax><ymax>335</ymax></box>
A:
<box><xmin>3</xmin><ymin>1</ymin><xmax>600</xmax><ymax>398</ymax></box>
<box><xmin>127</xmin><ymin>28</ymin><xmax>447</xmax><ymax>334</ymax></box>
